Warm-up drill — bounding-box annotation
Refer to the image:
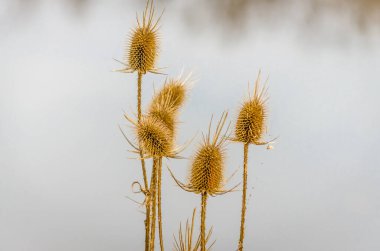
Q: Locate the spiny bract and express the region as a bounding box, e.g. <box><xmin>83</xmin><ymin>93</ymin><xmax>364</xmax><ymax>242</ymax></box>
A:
<box><xmin>190</xmin><ymin>145</ymin><xmax>224</xmax><ymax>194</ymax></box>
<box><xmin>137</xmin><ymin>116</ymin><xmax>173</xmax><ymax>157</ymax></box>
<box><xmin>125</xmin><ymin>0</ymin><xmax>160</xmax><ymax>74</ymax></box>
<box><xmin>235</xmin><ymin>75</ymin><xmax>267</xmax><ymax>144</ymax></box>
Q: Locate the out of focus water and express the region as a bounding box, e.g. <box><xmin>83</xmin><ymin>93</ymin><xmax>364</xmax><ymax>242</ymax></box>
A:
<box><xmin>1</xmin><ymin>0</ymin><xmax>380</xmax><ymax>250</ymax></box>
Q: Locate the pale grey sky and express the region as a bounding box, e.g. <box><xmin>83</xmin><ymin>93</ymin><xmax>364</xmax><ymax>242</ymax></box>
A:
<box><xmin>1</xmin><ymin>0</ymin><xmax>380</xmax><ymax>250</ymax></box>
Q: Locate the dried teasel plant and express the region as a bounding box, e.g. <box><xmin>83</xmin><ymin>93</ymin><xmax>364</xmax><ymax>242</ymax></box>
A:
<box><xmin>173</xmin><ymin>209</ymin><xmax>215</xmax><ymax>251</ymax></box>
<box><xmin>123</xmin><ymin>113</ymin><xmax>180</xmax><ymax>251</ymax></box>
<box><xmin>122</xmin><ymin>76</ymin><xmax>189</xmax><ymax>250</ymax></box>
<box><xmin>231</xmin><ymin>72</ymin><xmax>274</xmax><ymax>251</ymax></box>
<box><xmin>170</xmin><ymin>112</ymin><xmax>237</xmax><ymax>251</ymax></box>
<box><xmin>146</xmin><ymin>75</ymin><xmax>190</xmax><ymax>250</ymax></box>
<box><xmin>114</xmin><ymin>1</ymin><xmax>163</xmax><ymax>250</ymax></box>
<box><xmin>113</xmin><ymin>0</ymin><xmax>278</xmax><ymax>250</ymax></box>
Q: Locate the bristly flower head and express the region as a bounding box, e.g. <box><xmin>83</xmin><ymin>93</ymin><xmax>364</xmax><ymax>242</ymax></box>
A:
<box><xmin>169</xmin><ymin>112</ymin><xmax>238</xmax><ymax>196</ymax></box>
<box><xmin>190</xmin><ymin>144</ymin><xmax>224</xmax><ymax>195</ymax></box>
<box><xmin>234</xmin><ymin>72</ymin><xmax>269</xmax><ymax>145</ymax></box>
<box><xmin>148</xmin><ymin>74</ymin><xmax>190</xmax><ymax>137</ymax></box>
<box><xmin>150</xmin><ymin>75</ymin><xmax>190</xmax><ymax>114</ymax></box>
<box><xmin>121</xmin><ymin>113</ymin><xmax>186</xmax><ymax>159</ymax></box>
<box><xmin>136</xmin><ymin>116</ymin><xmax>173</xmax><ymax>157</ymax></box>
<box><xmin>116</xmin><ymin>0</ymin><xmax>162</xmax><ymax>74</ymax></box>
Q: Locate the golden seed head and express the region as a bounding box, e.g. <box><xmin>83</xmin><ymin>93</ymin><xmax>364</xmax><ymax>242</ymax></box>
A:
<box><xmin>150</xmin><ymin>78</ymin><xmax>187</xmax><ymax>114</ymax></box>
<box><xmin>235</xmin><ymin>74</ymin><xmax>268</xmax><ymax>144</ymax></box>
<box><xmin>190</xmin><ymin>145</ymin><xmax>224</xmax><ymax>194</ymax></box>
<box><xmin>125</xmin><ymin>0</ymin><xmax>160</xmax><ymax>74</ymax></box>
<box><xmin>137</xmin><ymin>116</ymin><xmax>173</xmax><ymax>157</ymax></box>
<box><xmin>235</xmin><ymin>100</ymin><xmax>266</xmax><ymax>143</ymax></box>
<box><xmin>128</xmin><ymin>27</ymin><xmax>158</xmax><ymax>74</ymax></box>
<box><xmin>188</xmin><ymin>113</ymin><xmax>229</xmax><ymax>195</ymax></box>
<box><xmin>147</xmin><ymin>76</ymin><xmax>188</xmax><ymax>138</ymax></box>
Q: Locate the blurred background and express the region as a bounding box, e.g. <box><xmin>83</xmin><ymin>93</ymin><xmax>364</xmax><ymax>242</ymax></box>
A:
<box><xmin>1</xmin><ymin>0</ymin><xmax>379</xmax><ymax>250</ymax></box>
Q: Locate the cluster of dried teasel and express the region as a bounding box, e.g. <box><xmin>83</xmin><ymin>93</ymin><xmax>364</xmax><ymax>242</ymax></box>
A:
<box><xmin>115</xmin><ymin>1</ymin><xmax>273</xmax><ymax>250</ymax></box>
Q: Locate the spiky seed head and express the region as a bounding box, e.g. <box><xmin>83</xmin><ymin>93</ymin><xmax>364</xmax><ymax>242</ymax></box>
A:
<box><xmin>190</xmin><ymin>145</ymin><xmax>224</xmax><ymax>194</ymax></box>
<box><xmin>148</xmin><ymin>76</ymin><xmax>188</xmax><ymax>139</ymax></box>
<box><xmin>128</xmin><ymin>27</ymin><xmax>158</xmax><ymax>74</ymax></box>
<box><xmin>187</xmin><ymin>113</ymin><xmax>228</xmax><ymax>195</ymax></box>
<box><xmin>150</xmin><ymin>78</ymin><xmax>187</xmax><ymax>114</ymax></box>
<box><xmin>235</xmin><ymin>74</ymin><xmax>267</xmax><ymax>144</ymax></box>
<box><xmin>235</xmin><ymin>100</ymin><xmax>265</xmax><ymax>143</ymax></box>
<box><xmin>137</xmin><ymin>116</ymin><xmax>173</xmax><ymax>157</ymax></box>
<box><xmin>125</xmin><ymin>0</ymin><xmax>160</xmax><ymax>74</ymax></box>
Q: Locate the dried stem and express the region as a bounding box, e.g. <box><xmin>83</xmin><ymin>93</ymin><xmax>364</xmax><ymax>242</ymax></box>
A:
<box><xmin>137</xmin><ymin>72</ymin><xmax>150</xmax><ymax>251</ymax></box>
<box><xmin>145</xmin><ymin>192</ymin><xmax>151</xmax><ymax>251</ymax></box>
<box><xmin>238</xmin><ymin>143</ymin><xmax>249</xmax><ymax>251</ymax></box>
<box><xmin>200</xmin><ymin>192</ymin><xmax>208</xmax><ymax>251</ymax></box>
<box><xmin>157</xmin><ymin>157</ymin><xmax>164</xmax><ymax>251</ymax></box>
<box><xmin>137</xmin><ymin>72</ymin><xmax>148</xmax><ymax>189</ymax></box>
<box><xmin>137</xmin><ymin>72</ymin><xmax>142</xmax><ymax>121</ymax></box>
<box><xmin>150</xmin><ymin>157</ymin><xmax>159</xmax><ymax>250</ymax></box>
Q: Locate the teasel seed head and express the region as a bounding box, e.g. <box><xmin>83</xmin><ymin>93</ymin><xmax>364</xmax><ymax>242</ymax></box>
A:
<box><xmin>150</xmin><ymin>77</ymin><xmax>188</xmax><ymax>114</ymax></box>
<box><xmin>137</xmin><ymin>116</ymin><xmax>173</xmax><ymax>157</ymax></box>
<box><xmin>148</xmin><ymin>74</ymin><xmax>190</xmax><ymax>138</ymax></box>
<box><xmin>116</xmin><ymin>0</ymin><xmax>162</xmax><ymax>74</ymax></box>
<box><xmin>189</xmin><ymin>113</ymin><xmax>229</xmax><ymax>195</ymax></box>
<box><xmin>234</xmin><ymin>72</ymin><xmax>268</xmax><ymax>145</ymax></box>
<box><xmin>190</xmin><ymin>144</ymin><xmax>224</xmax><ymax>195</ymax></box>
<box><xmin>151</xmin><ymin>76</ymin><xmax>187</xmax><ymax>112</ymax></box>
<box><xmin>128</xmin><ymin>27</ymin><xmax>157</xmax><ymax>74</ymax></box>
<box><xmin>169</xmin><ymin>112</ymin><xmax>240</xmax><ymax>196</ymax></box>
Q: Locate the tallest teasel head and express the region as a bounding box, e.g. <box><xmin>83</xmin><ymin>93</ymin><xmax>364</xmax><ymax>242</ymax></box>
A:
<box><xmin>122</xmin><ymin>0</ymin><xmax>162</xmax><ymax>74</ymax></box>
